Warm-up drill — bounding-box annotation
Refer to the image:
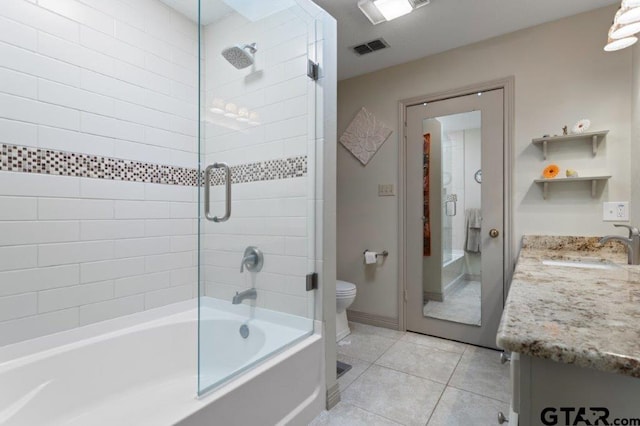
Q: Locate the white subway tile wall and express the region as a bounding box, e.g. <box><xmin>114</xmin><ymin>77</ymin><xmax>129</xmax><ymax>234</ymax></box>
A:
<box><xmin>0</xmin><ymin>0</ymin><xmax>198</xmax><ymax>346</ymax></box>
<box><xmin>202</xmin><ymin>8</ymin><xmax>316</xmax><ymax>318</ymax></box>
<box><xmin>0</xmin><ymin>0</ymin><xmax>320</xmax><ymax>347</ymax></box>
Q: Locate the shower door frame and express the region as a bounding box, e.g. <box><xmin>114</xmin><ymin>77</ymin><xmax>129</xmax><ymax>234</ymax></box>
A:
<box><xmin>397</xmin><ymin>77</ymin><xmax>515</xmax><ymax>343</ymax></box>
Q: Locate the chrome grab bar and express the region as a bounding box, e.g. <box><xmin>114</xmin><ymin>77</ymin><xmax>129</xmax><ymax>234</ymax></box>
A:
<box><xmin>204</xmin><ymin>162</ymin><xmax>231</xmax><ymax>222</ymax></box>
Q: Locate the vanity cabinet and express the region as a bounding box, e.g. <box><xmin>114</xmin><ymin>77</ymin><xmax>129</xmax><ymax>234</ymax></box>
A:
<box><xmin>508</xmin><ymin>353</ymin><xmax>640</xmax><ymax>426</ymax></box>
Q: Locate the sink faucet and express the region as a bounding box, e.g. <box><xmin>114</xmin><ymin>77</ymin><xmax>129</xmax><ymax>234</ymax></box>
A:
<box><xmin>599</xmin><ymin>224</ymin><xmax>640</xmax><ymax>265</ymax></box>
<box><xmin>232</xmin><ymin>288</ymin><xmax>257</xmax><ymax>304</ymax></box>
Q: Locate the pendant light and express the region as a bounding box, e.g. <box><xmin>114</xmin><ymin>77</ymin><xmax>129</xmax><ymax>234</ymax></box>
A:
<box><xmin>622</xmin><ymin>0</ymin><xmax>640</xmax><ymax>8</ymax></box>
<box><xmin>610</xmin><ymin>21</ymin><xmax>640</xmax><ymax>38</ymax></box>
<box><xmin>618</xmin><ymin>6</ymin><xmax>640</xmax><ymax>25</ymax></box>
<box><xmin>604</xmin><ymin>35</ymin><xmax>638</xmax><ymax>51</ymax></box>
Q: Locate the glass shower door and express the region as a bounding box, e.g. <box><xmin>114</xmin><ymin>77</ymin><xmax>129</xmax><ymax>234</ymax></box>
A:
<box><xmin>197</xmin><ymin>0</ymin><xmax>320</xmax><ymax>395</ymax></box>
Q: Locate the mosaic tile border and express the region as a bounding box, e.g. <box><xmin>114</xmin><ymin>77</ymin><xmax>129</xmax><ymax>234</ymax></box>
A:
<box><xmin>0</xmin><ymin>144</ymin><xmax>307</xmax><ymax>186</ymax></box>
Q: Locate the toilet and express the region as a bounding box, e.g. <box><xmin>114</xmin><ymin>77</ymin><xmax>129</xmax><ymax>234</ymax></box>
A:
<box><xmin>336</xmin><ymin>280</ymin><xmax>357</xmax><ymax>341</ymax></box>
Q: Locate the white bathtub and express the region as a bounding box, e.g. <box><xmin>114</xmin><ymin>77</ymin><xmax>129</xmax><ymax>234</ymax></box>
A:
<box><xmin>0</xmin><ymin>298</ymin><xmax>324</xmax><ymax>426</ymax></box>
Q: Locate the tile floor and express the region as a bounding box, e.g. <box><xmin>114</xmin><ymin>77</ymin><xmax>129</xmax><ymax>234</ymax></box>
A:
<box><xmin>310</xmin><ymin>322</ymin><xmax>510</xmax><ymax>426</ymax></box>
<box><xmin>423</xmin><ymin>281</ymin><xmax>481</xmax><ymax>326</ymax></box>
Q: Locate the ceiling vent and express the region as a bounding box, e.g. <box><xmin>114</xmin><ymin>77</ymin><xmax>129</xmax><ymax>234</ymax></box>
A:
<box><xmin>352</xmin><ymin>38</ymin><xmax>390</xmax><ymax>56</ymax></box>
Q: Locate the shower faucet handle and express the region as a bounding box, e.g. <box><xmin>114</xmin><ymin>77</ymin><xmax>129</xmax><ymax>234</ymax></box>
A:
<box><xmin>240</xmin><ymin>246</ymin><xmax>263</xmax><ymax>273</ymax></box>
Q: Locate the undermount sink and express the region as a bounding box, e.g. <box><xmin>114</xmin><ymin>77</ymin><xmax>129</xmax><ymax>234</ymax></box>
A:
<box><xmin>541</xmin><ymin>257</ymin><xmax>621</xmax><ymax>270</ymax></box>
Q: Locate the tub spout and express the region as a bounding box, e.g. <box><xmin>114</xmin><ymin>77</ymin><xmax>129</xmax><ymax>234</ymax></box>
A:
<box><xmin>232</xmin><ymin>288</ymin><xmax>257</xmax><ymax>305</ymax></box>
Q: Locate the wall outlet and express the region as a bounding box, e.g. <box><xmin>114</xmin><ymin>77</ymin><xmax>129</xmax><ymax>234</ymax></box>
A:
<box><xmin>603</xmin><ymin>201</ymin><xmax>629</xmax><ymax>222</ymax></box>
<box><xmin>378</xmin><ymin>184</ymin><xmax>395</xmax><ymax>196</ymax></box>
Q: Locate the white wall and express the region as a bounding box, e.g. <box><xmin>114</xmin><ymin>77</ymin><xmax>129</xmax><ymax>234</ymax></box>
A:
<box><xmin>632</xmin><ymin>43</ymin><xmax>640</xmax><ymax>226</ymax></box>
<box><xmin>0</xmin><ymin>0</ymin><xmax>199</xmax><ymax>347</ymax></box>
<box><xmin>338</xmin><ymin>5</ymin><xmax>632</xmax><ymax>320</ymax></box>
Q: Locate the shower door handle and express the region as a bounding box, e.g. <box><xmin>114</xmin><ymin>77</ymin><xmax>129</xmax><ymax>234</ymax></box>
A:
<box><xmin>204</xmin><ymin>162</ymin><xmax>231</xmax><ymax>222</ymax></box>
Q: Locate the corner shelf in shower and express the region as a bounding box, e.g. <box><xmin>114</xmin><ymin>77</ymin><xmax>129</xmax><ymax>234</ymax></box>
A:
<box><xmin>531</xmin><ymin>130</ymin><xmax>609</xmax><ymax>160</ymax></box>
<box><xmin>534</xmin><ymin>175</ymin><xmax>611</xmax><ymax>199</ymax></box>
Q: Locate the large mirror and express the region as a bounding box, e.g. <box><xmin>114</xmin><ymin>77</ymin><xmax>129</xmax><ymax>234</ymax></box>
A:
<box><xmin>423</xmin><ymin>111</ymin><xmax>482</xmax><ymax>326</ymax></box>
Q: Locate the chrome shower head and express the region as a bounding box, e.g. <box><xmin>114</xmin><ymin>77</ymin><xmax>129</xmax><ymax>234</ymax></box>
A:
<box><xmin>221</xmin><ymin>43</ymin><xmax>257</xmax><ymax>69</ymax></box>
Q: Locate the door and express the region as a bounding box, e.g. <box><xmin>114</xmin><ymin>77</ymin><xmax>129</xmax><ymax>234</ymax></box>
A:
<box><xmin>405</xmin><ymin>89</ymin><xmax>504</xmax><ymax>349</ymax></box>
<box><xmin>197</xmin><ymin>1</ymin><xmax>320</xmax><ymax>395</ymax></box>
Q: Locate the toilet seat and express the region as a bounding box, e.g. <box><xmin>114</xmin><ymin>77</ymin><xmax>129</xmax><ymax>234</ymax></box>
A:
<box><xmin>336</xmin><ymin>280</ymin><xmax>356</xmax><ymax>297</ymax></box>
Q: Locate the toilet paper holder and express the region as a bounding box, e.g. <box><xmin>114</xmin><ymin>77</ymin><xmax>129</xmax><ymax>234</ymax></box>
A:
<box><xmin>363</xmin><ymin>250</ymin><xmax>389</xmax><ymax>258</ymax></box>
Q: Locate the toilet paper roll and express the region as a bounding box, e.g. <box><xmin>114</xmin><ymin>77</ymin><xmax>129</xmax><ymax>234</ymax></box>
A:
<box><xmin>364</xmin><ymin>251</ymin><xmax>377</xmax><ymax>264</ymax></box>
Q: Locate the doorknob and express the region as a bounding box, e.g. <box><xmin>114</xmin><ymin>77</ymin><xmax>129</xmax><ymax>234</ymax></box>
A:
<box><xmin>489</xmin><ymin>229</ymin><xmax>500</xmax><ymax>238</ymax></box>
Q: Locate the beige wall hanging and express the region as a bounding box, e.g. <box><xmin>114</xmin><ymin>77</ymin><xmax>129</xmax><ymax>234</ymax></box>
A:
<box><xmin>339</xmin><ymin>107</ymin><xmax>392</xmax><ymax>165</ymax></box>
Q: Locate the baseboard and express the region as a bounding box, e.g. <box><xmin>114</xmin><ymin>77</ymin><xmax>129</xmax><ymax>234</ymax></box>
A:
<box><xmin>347</xmin><ymin>309</ymin><xmax>399</xmax><ymax>330</ymax></box>
<box><xmin>326</xmin><ymin>382</ymin><xmax>341</xmax><ymax>410</ymax></box>
<box><xmin>423</xmin><ymin>291</ymin><xmax>444</xmax><ymax>302</ymax></box>
<box><xmin>444</xmin><ymin>274</ymin><xmax>465</xmax><ymax>297</ymax></box>
<box><xmin>464</xmin><ymin>273</ymin><xmax>481</xmax><ymax>281</ymax></box>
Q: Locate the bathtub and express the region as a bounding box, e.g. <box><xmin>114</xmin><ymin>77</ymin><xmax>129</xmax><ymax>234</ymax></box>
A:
<box><xmin>0</xmin><ymin>298</ymin><xmax>324</xmax><ymax>426</ymax></box>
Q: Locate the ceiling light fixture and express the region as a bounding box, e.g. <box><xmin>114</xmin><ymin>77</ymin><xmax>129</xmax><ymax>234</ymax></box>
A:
<box><xmin>618</xmin><ymin>6</ymin><xmax>640</xmax><ymax>25</ymax></box>
<box><xmin>373</xmin><ymin>0</ymin><xmax>412</xmax><ymax>21</ymax></box>
<box><xmin>604</xmin><ymin>35</ymin><xmax>638</xmax><ymax>51</ymax></box>
<box><xmin>605</xmin><ymin>3</ymin><xmax>640</xmax><ymax>52</ymax></box>
<box><xmin>358</xmin><ymin>0</ymin><xmax>430</xmax><ymax>25</ymax></box>
<box><xmin>610</xmin><ymin>20</ymin><xmax>640</xmax><ymax>39</ymax></box>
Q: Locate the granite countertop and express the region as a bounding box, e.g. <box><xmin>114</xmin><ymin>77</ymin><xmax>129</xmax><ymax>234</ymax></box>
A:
<box><xmin>497</xmin><ymin>235</ymin><xmax>640</xmax><ymax>377</ymax></box>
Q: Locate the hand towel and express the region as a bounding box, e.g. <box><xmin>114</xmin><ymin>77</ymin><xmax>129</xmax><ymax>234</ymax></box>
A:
<box><xmin>465</xmin><ymin>208</ymin><xmax>482</xmax><ymax>253</ymax></box>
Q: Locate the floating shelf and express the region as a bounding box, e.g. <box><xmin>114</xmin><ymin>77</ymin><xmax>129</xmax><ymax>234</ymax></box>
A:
<box><xmin>531</xmin><ymin>130</ymin><xmax>609</xmax><ymax>160</ymax></box>
<box><xmin>534</xmin><ymin>176</ymin><xmax>611</xmax><ymax>199</ymax></box>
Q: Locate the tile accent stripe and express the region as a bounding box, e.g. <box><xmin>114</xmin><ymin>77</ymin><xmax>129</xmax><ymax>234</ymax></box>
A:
<box><xmin>0</xmin><ymin>144</ymin><xmax>307</xmax><ymax>186</ymax></box>
<box><xmin>210</xmin><ymin>157</ymin><xmax>307</xmax><ymax>185</ymax></box>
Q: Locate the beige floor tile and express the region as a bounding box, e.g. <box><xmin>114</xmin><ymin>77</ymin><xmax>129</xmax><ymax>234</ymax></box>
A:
<box><xmin>337</xmin><ymin>354</ymin><xmax>371</xmax><ymax>391</ymax></box>
<box><xmin>309</xmin><ymin>402</ymin><xmax>401</xmax><ymax>426</ymax></box>
<box><xmin>426</xmin><ymin>386</ymin><xmax>509</xmax><ymax>426</ymax></box>
<box><xmin>401</xmin><ymin>332</ymin><xmax>468</xmax><ymax>355</ymax></box>
<box><xmin>342</xmin><ymin>365</ymin><xmax>445</xmax><ymax>426</ymax></box>
<box><xmin>375</xmin><ymin>341</ymin><xmax>462</xmax><ymax>384</ymax></box>
<box><xmin>348</xmin><ymin>322</ymin><xmax>405</xmax><ymax>340</ymax></box>
<box><xmin>337</xmin><ymin>333</ymin><xmax>396</xmax><ymax>363</ymax></box>
<box><xmin>448</xmin><ymin>346</ymin><xmax>510</xmax><ymax>403</ymax></box>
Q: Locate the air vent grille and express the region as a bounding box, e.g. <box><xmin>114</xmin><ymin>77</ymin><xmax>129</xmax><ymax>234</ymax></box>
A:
<box><xmin>352</xmin><ymin>38</ymin><xmax>389</xmax><ymax>56</ymax></box>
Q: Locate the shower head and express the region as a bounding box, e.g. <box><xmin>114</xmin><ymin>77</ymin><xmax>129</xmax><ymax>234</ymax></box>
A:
<box><xmin>221</xmin><ymin>43</ymin><xmax>257</xmax><ymax>69</ymax></box>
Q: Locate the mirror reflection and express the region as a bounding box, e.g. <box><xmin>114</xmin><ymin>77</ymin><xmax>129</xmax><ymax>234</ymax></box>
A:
<box><xmin>422</xmin><ymin>111</ymin><xmax>482</xmax><ymax>326</ymax></box>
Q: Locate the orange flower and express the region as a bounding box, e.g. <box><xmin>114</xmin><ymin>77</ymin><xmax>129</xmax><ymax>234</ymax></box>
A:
<box><xmin>543</xmin><ymin>164</ymin><xmax>560</xmax><ymax>179</ymax></box>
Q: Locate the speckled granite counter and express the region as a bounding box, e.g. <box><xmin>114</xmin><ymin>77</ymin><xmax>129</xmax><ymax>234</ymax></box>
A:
<box><xmin>497</xmin><ymin>235</ymin><xmax>640</xmax><ymax>377</ymax></box>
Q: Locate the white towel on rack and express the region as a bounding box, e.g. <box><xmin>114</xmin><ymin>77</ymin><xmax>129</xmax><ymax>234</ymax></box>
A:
<box><xmin>465</xmin><ymin>208</ymin><xmax>482</xmax><ymax>253</ymax></box>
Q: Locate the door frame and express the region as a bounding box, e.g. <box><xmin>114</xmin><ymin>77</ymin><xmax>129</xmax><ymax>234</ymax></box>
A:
<box><xmin>396</xmin><ymin>77</ymin><xmax>515</xmax><ymax>332</ymax></box>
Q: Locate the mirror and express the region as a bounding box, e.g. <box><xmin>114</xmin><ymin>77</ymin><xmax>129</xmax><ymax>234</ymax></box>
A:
<box><xmin>422</xmin><ymin>111</ymin><xmax>482</xmax><ymax>326</ymax></box>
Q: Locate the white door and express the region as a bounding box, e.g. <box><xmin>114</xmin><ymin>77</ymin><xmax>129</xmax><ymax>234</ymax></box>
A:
<box><xmin>405</xmin><ymin>89</ymin><xmax>504</xmax><ymax>349</ymax></box>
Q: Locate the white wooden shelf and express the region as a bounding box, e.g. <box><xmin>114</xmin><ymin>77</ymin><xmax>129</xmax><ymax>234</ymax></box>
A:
<box><xmin>534</xmin><ymin>176</ymin><xmax>611</xmax><ymax>199</ymax></box>
<box><xmin>531</xmin><ymin>130</ymin><xmax>609</xmax><ymax>160</ymax></box>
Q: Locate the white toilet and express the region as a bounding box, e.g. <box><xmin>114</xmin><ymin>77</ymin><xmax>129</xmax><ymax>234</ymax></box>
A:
<box><xmin>336</xmin><ymin>280</ymin><xmax>357</xmax><ymax>342</ymax></box>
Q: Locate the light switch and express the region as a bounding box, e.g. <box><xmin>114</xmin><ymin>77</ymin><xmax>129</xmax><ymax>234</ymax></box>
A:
<box><xmin>378</xmin><ymin>184</ymin><xmax>395</xmax><ymax>196</ymax></box>
<box><xmin>603</xmin><ymin>201</ymin><xmax>629</xmax><ymax>222</ymax></box>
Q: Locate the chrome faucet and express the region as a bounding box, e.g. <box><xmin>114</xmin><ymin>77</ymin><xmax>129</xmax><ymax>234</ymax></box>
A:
<box><xmin>240</xmin><ymin>246</ymin><xmax>264</xmax><ymax>273</ymax></box>
<box><xmin>599</xmin><ymin>224</ymin><xmax>640</xmax><ymax>265</ymax></box>
<box><xmin>232</xmin><ymin>288</ymin><xmax>257</xmax><ymax>305</ymax></box>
